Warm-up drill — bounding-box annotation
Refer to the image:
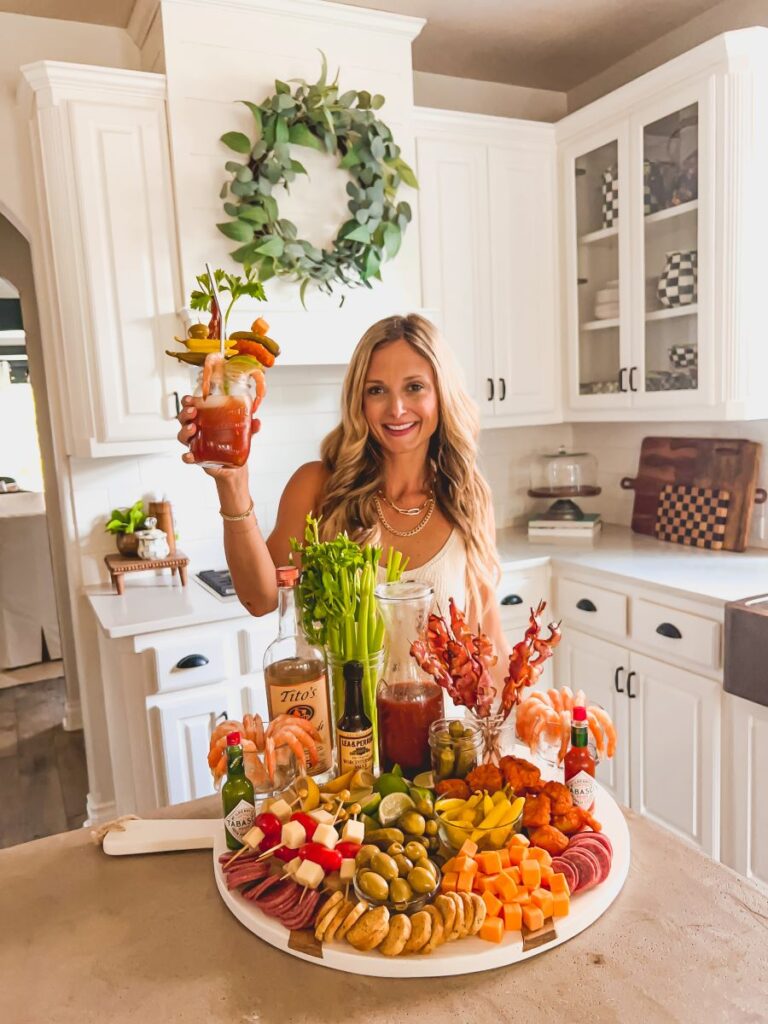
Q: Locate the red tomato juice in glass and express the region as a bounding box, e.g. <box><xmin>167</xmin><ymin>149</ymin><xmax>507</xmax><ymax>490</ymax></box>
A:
<box><xmin>189</xmin><ymin>392</ymin><xmax>253</xmax><ymax>468</ymax></box>
<box><xmin>377</xmin><ymin>681</ymin><xmax>443</xmax><ymax>775</ymax></box>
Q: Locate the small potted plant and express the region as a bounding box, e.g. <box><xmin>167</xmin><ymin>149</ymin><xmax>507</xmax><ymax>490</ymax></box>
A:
<box><xmin>105</xmin><ymin>500</ymin><xmax>146</xmax><ymax>557</ymax></box>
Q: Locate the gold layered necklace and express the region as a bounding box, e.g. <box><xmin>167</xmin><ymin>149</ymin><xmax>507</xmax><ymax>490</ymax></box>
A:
<box><xmin>377</xmin><ymin>489</ymin><xmax>432</xmax><ymax>516</ymax></box>
<box><xmin>373</xmin><ymin>492</ymin><xmax>435</xmax><ymax>538</ymax></box>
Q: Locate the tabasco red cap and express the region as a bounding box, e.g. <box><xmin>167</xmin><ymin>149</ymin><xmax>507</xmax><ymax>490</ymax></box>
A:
<box><xmin>572</xmin><ymin>706</ymin><xmax>587</xmax><ymax>722</ymax></box>
<box><xmin>226</xmin><ymin>731</ymin><xmax>241</xmax><ymax>746</ymax></box>
<box><xmin>276</xmin><ymin>565</ymin><xmax>299</xmax><ymax>586</ymax></box>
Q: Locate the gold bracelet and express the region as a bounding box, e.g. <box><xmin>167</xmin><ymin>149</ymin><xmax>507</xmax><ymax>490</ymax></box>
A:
<box><xmin>219</xmin><ymin>499</ymin><xmax>255</xmax><ymax>522</ymax></box>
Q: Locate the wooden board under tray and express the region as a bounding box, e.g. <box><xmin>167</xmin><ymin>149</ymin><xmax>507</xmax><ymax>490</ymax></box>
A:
<box><xmin>620</xmin><ymin>437</ymin><xmax>766</xmax><ymax>552</ymax></box>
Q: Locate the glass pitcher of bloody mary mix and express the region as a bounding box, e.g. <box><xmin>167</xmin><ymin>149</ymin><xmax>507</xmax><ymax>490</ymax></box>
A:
<box><xmin>189</xmin><ymin>363</ymin><xmax>258</xmax><ymax>469</ymax></box>
<box><xmin>375</xmin><ymin>580</ymin><xmax>443</xmax><ymax>775</ymax></box>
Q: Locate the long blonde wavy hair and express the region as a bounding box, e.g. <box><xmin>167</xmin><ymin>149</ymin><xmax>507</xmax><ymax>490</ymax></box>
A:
<box><xmin>318</xmin><ymin>313</ymin><xmax>499</xmax><ymax>619</ymax></box>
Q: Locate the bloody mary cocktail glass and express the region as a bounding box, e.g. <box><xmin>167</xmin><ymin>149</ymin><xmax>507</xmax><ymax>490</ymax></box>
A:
<box><xmin>374</xmin><ymin>580</ymin><xmax>443</xmax><ymax>776</ymax></box>
<box><xmin>189</xmin><ymin>368</ymin><xmax>256</xmax><ymax>469</ymax></box>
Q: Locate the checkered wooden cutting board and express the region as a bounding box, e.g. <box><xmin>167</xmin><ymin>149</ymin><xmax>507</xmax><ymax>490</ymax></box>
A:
<box><xmin>654</xmin><ymin>484</ymin><xmax>731</xmax><ymax>550</ymax></box>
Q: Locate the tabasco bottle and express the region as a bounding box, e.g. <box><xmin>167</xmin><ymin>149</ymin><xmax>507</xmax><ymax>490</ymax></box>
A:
<box><xmin>564</xmin><ymin>706</ymin><xmax>596</xmax><ymax>811</ymax></box>
<box><xmin>337</xmin><ymin>660</ymin><xmax>374</xmax><ymax>774</ymax></box>
<box><xmin>263</xmin><ymin>565</ymin><xmax>333</xmax><ymax>781</ymax></box>
<box><xmin>222</xmin><ymin>731</ymin><xmax>255</xmax><ymax>850</ymax></box>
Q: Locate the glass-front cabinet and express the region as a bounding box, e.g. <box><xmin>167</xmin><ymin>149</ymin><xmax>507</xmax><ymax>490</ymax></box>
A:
<box><xmin>563</xmin><ymin>82</ymin><xmax>710</xmax><ymax>413</ymax></box>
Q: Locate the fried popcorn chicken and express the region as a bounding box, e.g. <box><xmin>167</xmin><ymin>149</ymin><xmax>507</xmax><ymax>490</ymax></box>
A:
<box><xmin>542</xmin><ymin>780</ymin><xmax>574</xmax><ymax>816</ymax></box>
<box><xmin>527</xmin><ymin>824</ymin><xmax>570</xmax><ymax>857</ymax></box>
<box><xmin>466</xmin><ymin>763</ymin><xmax>504</xmax><ymax>796</ymax></box>
<box><xmin>522</xmin><ymin>792</ymin><xmax>551</xmax><ymax>829</ymax></box>
<box><xmin>551</xmin><ymin>806</ymin><xmax>603</xmax><ymax>835</ymax></box>
<box><xmin>435</xmin><ymin>778</ymin><xmax>471</xmax><ymax>801</ymax></box>
<box><xmin>499</xmin><ymin>755</ymin><xmax>541</xmax><ymax>793</ymax></box>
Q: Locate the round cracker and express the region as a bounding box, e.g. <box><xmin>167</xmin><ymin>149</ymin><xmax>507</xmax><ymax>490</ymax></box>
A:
<box><xmin>434</xmin><ymin>894</ymin><xmax>456</xmax><ymax>939</ymax></box>
<box><xmin>335</xmin><ymin>899</ymin><xmax>369</xmax><ymax>941</ymax></box>
<box><xmin>447</xmin><ymin>891</ymin><xmax>466</xmax><ymax>939</ymax></box>
<box><xmin>314</xmin><ymin>890</ymin><xmax>343</xmax><ymax>932</ymax></box>
<box><xmin>322</xmin><ymin>898</ymin><xmax>355</xmax><ymax>943</ymax></box>
<box><xmin>420</xmin><ymin>904</ymin><xmax>445</xmax><ymax>954</ymax></box>
<box><xmin>458</xmin><ymin>891</ymin><xmax>475</xmax><ymax>936</ymax></box>
<box><xmin>379</xmin><ymin>913</ymin><xmax>412</xmax><ymax>956</ymax></box>
<box><xmin>402</xmin><ymin>910</ymin><xmax>432</xmax><ymax>953</ymax></box>
<box><xmin>346</xmin><ymin>905</ymin><xmax>391</xmax><ymax>951</ymax></box>
<box><xmin>468</xmin><ymin>893</ymin><xmax>486</xmax><ymax>935</ymax></box>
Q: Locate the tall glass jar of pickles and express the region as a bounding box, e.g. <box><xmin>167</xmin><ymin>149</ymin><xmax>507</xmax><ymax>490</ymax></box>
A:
<box><xmin>428</xmin><ymin>718</ymin><xmax>482</xmax><ymax>782</ymax></box>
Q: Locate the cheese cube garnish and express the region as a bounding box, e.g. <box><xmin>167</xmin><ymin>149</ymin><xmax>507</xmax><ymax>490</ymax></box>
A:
<box><xmin>341</xmin><ymin>819</ymin><xmax>365</xmax><ymax>844</ymax></box>
<box><xmin>308</xmin><ymin>808</ymin><xmax>335</xmax><ymax>825</ymax></box>
<box><xmin>313</xmin><ymin>823</ymin><xmax>339</xmax><ymax>850</ymax></box>
<box><xmin>281</xmin><ymin>820</ymin><xmax>306</xmax><ymax>849</ymax></box>
<box><xmin>339</xmin><ymin>858</ymin><xmax>356</xmax><ymax>883</ymax></box>
<box><xmin>294</xmin><ymin>859</ymin><xmax>324</xmax><ymax>890</ymax></box>
<box><xmin>269</xmin><ymin>798</ymin><xmax>293</xmax><ymax>824</ymax></box>
<box><xmin>241</xmin><ymin>825</ymin><xmax>265</xmax><ymax>850</ymax></box>
<box><xmin>283</xmin><ymin>856</ymin><xmax>301</xmax><ymax>877</ymax></box>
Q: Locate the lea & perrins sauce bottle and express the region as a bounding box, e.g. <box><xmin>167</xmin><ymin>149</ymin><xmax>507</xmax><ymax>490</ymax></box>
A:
<box><xmin>564</xmin><ymin>705</ymin><xmax>596</xmax><ymax>811</ymax></box>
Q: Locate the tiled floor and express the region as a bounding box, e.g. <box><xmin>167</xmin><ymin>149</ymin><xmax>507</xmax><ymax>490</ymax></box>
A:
<box><xmin>0</xmin><ymin>676</ymin><xmax>88</xmax><ymax>848</ymax></box>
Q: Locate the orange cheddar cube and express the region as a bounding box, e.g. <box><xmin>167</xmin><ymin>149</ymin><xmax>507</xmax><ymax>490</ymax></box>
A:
<box><xmin>478</xmin><ymin>916</ymin><xmax>505</xmax><ymax>943</ymax></box>
<box><xmin>453</xmin><ymin>856</ymin><xmax>478</xmax><ymax>875</ymax></box>
<box><xmin>482</xmin><ymin>889</ymin><xmax>503</xmax><ymax>918</ymax></box>
<box><xmin>441</xmin><ymin>857</ymin><xmax>458</xmax><ymax>875</ymax></box>
<box><xmin>508</xmin><ymin>833</ymin><xmax>530</xmax><ymax>847</ymax></box>
<box><xmin>502</xmin><ymin>902</ymin><xmax>523</xmax><ymax>931</ymax></box>
<box><xmin>511</xmin><ymin>888</ymin><xmax>531</xmax><ymax>905</ymax></box>
<box><xmin>521</xmin><ymin>859</ymin><xmax>541</xmax><ymax>889</ymax></box>
<box><xmin>507</xmin><ymin>845</ymin><xmax>526</xmax><ymax>866</ymax></box>
<box><xmin>475</xmin><ymin>873</ymin><xmax>500</xmax><ymax>894</ymax></box>
<box><xmin>476</xmin><ymin>851</ymin><xmax>504</xmax><ymax>875</ymax></box>
<box><xmin>527</xmin><ymin>846</ymin><xmax>553</xmax><ymax>867</ymax></box>
<box><xmin>503</xmin><ymin>865</ymin><xmax>522</xmax><ymax>884</ymax></box>
<box><xmin>495</xmin><ymin>872</ymin><xmax>518</xmax><ymax>902</ymax></box>
<box><xmin>441</xmin><ymin>872</ymin><xmax>458</xmax><ymax>892</ymax></box>
<box><xmin>458</xmin><ymin>839</ymin><xmax>478</xmax><ymax>858</ymax></box>
<box><xmin>457</xmin><ymin>870</ymin><xmax>475</xmax><ymax>893</ymax></box>
<box><xmin>549</xmin><ymin>872</ymin><xmax>569</xmax><ymax>895</ymax></box>
<box><xmin>497</xmin><ymin>848</ymin><xmax>511</xmax><ymax>869</ymax></box>
<box><xmin>531</xmin><ymin>888</ymin><xmax>554</xmax><ymax>918</ymax></box>
<box><xmin>552</xmin><ymin>891</ymin><xmax>570</xmax><ymax>918</ymax></box>
<box><xmin>522</xmin><ymin>904</ymin><xmax>544</xmax><ymax>932</ymax></box>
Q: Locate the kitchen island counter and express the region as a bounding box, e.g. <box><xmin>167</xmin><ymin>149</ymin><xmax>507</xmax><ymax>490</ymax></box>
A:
<box><xmin>1</xmin><ymin>796</ymin><xmax>766</xmax><ymax>1024</ymax></box>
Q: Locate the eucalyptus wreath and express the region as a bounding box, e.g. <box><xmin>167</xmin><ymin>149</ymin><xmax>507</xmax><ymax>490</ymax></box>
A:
<box><xmin>217</xmin><ymin>54</ymin><xmax>417</xmax><ymax>303</ymax></box>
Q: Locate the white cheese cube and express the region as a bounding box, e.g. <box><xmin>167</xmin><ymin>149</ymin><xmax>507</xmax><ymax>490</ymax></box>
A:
<box><xmin>313</xmin><ymin>823</ymin><xmax>339</xmax><ymax>850</ymax></box>
<box><xmin>341</xmin><ymin>819</ymin><xmax>365</xmax><ymax>845</ymax></box>
<box><xmin>241</xmin><ymin>825</ymin><xmax>265</xmax><ymax>850</ymax></box>
<box><xmin>339</xmin><ymin>858</ymin><xmax>356</xmax><ymax>883</ymax></box>
<box><xmin>283</xmin><ymin>856</ymin><xmax>301</xmax><ymax>877</ymax></box>
<box><xmin>281</xmin><ymin>820</ymin><xmax>306</xmax><ymax>849</ymax></box>
<box><xmin>294</xmin><ymin>859</ymin><xmax>324</xmax><ymax>890</ymax></box>
<box><xmin>269</xmin><ymin>798</ymin><xmax>293</xmax><ymax>824</ymax></box>
<box><xmin>308</xmin><ymin>808</ymin><xmax>335</xmax><ymax>825</ymax></box>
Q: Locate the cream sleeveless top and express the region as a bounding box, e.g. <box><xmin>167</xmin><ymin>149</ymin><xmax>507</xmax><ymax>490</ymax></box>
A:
<box><xmin>380</xmin><ymin>529</ymin><xmax>467</xmax><ymax>615</ymax></box>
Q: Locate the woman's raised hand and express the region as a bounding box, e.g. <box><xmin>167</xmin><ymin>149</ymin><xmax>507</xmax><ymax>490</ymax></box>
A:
<box><xmin>176</xmin><ymin>395</ymin><xmax>260</xmax><ymax>480</ymax></box>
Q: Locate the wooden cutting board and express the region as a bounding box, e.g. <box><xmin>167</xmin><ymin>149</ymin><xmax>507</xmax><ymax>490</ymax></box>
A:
<box><xmin>620</xmin><ymin>437</ymin><xmax>766</xmax><ymax>552</ymax></box>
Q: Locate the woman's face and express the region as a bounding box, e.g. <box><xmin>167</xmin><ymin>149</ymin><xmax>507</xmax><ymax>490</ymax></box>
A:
<box><xmin>363</xmin><ymin>338</ymin><xmax>439</xmax><ymax>456</ymax></box>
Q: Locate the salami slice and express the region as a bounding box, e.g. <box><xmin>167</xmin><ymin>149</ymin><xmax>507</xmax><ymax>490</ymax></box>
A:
<box><xmin>569</xmin><ymin>831</ymin><xmax>613</xmax><ymax>858</ymax></box>
<box><xmin>577</xmin><ymin>840</ymin><xmax>611</xmax><ymax>883</ymax></box>
<box><xmin>551</xmin><ymin>857</ymin><xmax>579</xmax><ymax>894</ymax></box>
<box><xmin>225</xmin><ymin>864</ymin><xmax>271</xmax><ymax>889</ymax></box>
<box><xmin>245</xmin><ymin>873</ymin><xmax>283</xmax><ymax>901</ymax></box>
<box><xmin>562</xmin><ymin>847</ymin><xmax>601</xmax><ymax>891</ymax></box>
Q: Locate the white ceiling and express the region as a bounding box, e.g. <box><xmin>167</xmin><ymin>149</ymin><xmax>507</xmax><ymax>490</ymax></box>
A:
<box><xmin>0</xmin><ymin>0</ymin><xmax>726</xmax><ymax>90</ymax></box>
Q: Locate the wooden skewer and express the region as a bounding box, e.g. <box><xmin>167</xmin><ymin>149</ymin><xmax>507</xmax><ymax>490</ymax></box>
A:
<box><xmin>256</xmin><ymin>843</ymin><xmax>282</xmax><ymax>861</ymax></box>
<box><xmin>224</xmin><ymin>843</ymin><xmax>251</xmax><ymax>867</ymax></box>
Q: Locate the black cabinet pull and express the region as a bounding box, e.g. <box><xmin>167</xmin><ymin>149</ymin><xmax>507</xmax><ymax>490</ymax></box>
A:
<box><xmin>499</xmin><ymin>378</ymin><xmax>506</xmax><ymax>401</ymax></box>
<box><xmin>614</xmin><ymin>666</ymin><xmax>625</xmax><ymax>694</ymax></box>
<box><xmin>175</xmin><ymin>653</ymin><xmax>209</xmax><ymax>670</ymax></box>
<box><xmin>501</xmin><ymin>594</ymin><xmax>523</xmax><ymax>606</ymax></box>
<box><xmin>173</xmin><ymin>390</ymin><xmax>181</xmax><ymax>417</ymax></box>
<box><xmin>656</xmin><ymin>622</ymin><xmax>682</xmax><ymax>639</ymax></box>
<box><xmin>576</xmin><ymin>598</ymin><xmax>597</xmax><ymax>612</ymax></box>
<box><xmin>618</xmin><ymin>367</ymin><xmax>628</xmax><ymax>393</ymax></box>
<box><xmin>487</xmin><ymin>377</ymin><xmax>494</xmax><ymax>401</ymax></box>
<box><xmin>216</xmin><ymin>710</ymin><xmax>229</xmax><ymax>723</ymax></box>
<box><xmin>629</xmin><ymin>366</ymin><xmax>638</xmax><ymax>392</ymax></box>
<box><xmin>627</xmin><ymin>670</ymin><xmax>637</xmax><ymax>698</ymax></box>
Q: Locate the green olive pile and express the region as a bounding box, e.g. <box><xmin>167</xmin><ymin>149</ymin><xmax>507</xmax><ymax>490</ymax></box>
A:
<box><xmin>355</xmin><ymin>841</ymin><xmax>439</xmax><ymax>908</ymax></box>
<box><xmin>430</xmin><ymin>720</ymin><xmax>479</xmax><ymax>781</ymax></box>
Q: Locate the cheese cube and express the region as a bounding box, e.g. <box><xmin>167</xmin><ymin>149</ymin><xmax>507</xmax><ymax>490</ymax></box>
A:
<box><xmin>339</xmin><ymin>858</ymin><xmax>356</xmax><ymax>883</ymax></box>
<box><xmin>313</xmin><ymin>823</ymin><xmax>339</xmax><ymax>850</ymax></box>
<box><xmin>294</xmin><ymin>859</ymin><xmax>324</xmax><ymax>890</ymax></box>
<box><xmin>241</xmin><ymin>826</ymin><xmax>266</xmax><ymax>850</ymax></box>
<box><xmin>281</xmin><ymin>820</ymin><xmax>306</xmax><ymax>849</ymax></box>
<box><xmin>283</xmin><ymin>856</ymin><xmax>301</xmax><ymax>877</ymax></box>
<box><xmin>270</xmin><ymin>799</ymin><xmax>293</xmax><ymax>823</ymax></box>
<box><xmin>341</xmin><ymin>819</ymin><xmax>365</xmax><ymax>844</ymax></box>
<box><xmin>308</xmin><ymin>808</ymin><xmax>335</xmax><ymax>825</ymax></box>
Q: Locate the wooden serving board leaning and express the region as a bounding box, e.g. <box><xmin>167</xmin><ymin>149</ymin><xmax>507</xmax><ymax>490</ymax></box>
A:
<box><xmin>621</xmin><ymin>437</ymin><xmax>766</xmax><ymax>552</ymax></box>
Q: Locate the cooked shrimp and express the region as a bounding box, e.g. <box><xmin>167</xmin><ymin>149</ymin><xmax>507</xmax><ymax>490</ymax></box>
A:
<box><xmin>264</xmin><ymin>735</ymin><xmax>276</xmax><ymax>782</ymax></box>
<box><xmin>267</xmin><ymin>714</ymin><xmax>321</xmax><ymax>739</ymax></box>
<box><xmin>558</xmin><ymin>709</ymin><xmax>571</xmax><ymax>764</ymax></box>
<box><xmin>270</xmin><ymin>724</ymin><xmax>319</xmax><ymax>767</ymax></box>
<box><xmin>589</xmin><ymin>705</ymin><xmax>617</xmax><ymax>758</ymax></box>
<box><xmin>211</xmin><ymin>738</ymin><xmax>259</xmax><ymax>786</ymax></box>
<box><xmin>208</xmin><ymin>720</ymin><xmax>244</xmax><ymax>748</ymax></box>
<box><xmin>201</xmin><ymin>352</ymin><xmax>225</xmax><ymax>399</ymax></box>
<box><xmin>528</xmin><ymin>705</ymin><xmax>561</xmax><ymax>756</ymax></box>
<box><xmin>242</xmin><ymin>713</ymin><xmax>265</xmax><ymax>749</ymax></box>
<box><xmin>586</xmin><ymin>710</ymin><xmax>606</xmax><ymax>760</ymax></box>
<box><xmin>560</xmin><ymin>686</ymin><xmax>574</xmax><ymax>712</ymax></box>
<box><xmin>547</xmin><ymin>688</ymin><xmax>563</xmax><ymax>712</ymax></box>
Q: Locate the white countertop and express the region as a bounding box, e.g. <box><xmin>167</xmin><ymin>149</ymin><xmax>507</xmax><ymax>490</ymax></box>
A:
<box><xmin>86</xmin><ymin>524</ymin><xmax>768</xmax><ymax>639</ymax></box>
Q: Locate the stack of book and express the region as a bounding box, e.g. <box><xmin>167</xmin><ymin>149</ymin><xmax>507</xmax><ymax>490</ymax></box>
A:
<box><xmin>528</xmin><ymin>513</ymin><xmax>602</xmax><ymax>541</ymax></box>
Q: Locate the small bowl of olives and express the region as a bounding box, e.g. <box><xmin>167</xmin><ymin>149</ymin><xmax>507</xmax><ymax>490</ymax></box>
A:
<box><xmin>353</xmin><ymin>841</ymin><xmax>441</xmax><ymax>913</ymax></box>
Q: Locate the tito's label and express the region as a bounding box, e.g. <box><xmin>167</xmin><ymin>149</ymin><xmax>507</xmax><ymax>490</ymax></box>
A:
<box><xmin>224</xmin><ymin>799</ymin><xmax>255</xmax><ymax>843</ymax></box>
<box><xmin>337</xmin><ymin>727</ymin><xmax>373</xmax><ymax>774</ymax></box>
<box><xmin>567</xmin><ymin>770</ymin><xmax>595</xmax><ymax>811</ymax></box>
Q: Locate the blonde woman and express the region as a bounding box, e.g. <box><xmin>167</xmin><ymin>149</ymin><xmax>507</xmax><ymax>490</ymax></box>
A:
<box><xmin>177</xmin><ymin>313</ymin><xmax>508</xmax><ymax>663</ymax></box>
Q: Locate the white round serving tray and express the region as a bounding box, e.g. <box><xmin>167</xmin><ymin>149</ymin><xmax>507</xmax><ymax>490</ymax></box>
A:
<box><xmin>213</xmin><ymin>782</ymin><xmax>630</xmax><ymax>977</ymax></box>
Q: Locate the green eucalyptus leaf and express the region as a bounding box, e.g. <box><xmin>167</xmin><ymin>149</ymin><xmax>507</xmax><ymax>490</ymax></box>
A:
<box><xmin>239</xmin><ymin>100</ymin><xmax>263</xmax><ymax>134</ymax></box>
<box><xmin>230</xmin><ymin>242</ymin><xmax>259</xmax><ymax>263</ymax></box>
<box><xmin>235</xmin><ymin>166</ymin><xmax>254</xmax><ymax>183</ymax></box>
<box><xmin>238</xmin><ymin>205</ymin><xmax>268</xmax><ymax>225</ymax></box>
<box><xmin>220</xmin><ymin>182</ymin><xmax>230</xmax><ymax>199</ymax></box>
<box><xmin>383</xmin><ymin>222</ymin><xmax>401</xmax><ymax>259</ymax></box>
<box><xmin>225</xmin><ymin>161</ymin><xmax>246</xmax><ymax>173</ymax></box>
<box><xmin>275</xmin><ymin>116</ymin><xmax>289</xmax><ymax>144</ymax></box>
<box><xmin>371</xmin><ymin>94</ymin><xmax>385</xmax><ymax>110</ymax></box>
<box><xmin>231</xmin><ymin>180</ymin><xmax>256</xmax><ymax>197</ymax></box>
<box><xmin>262</xmin><ymin>195</ymin><xmax>278</xmax><ymax>221</ymax></box>
<box><xmin>290</xmin><ymin>159</ymin><xmax>308</xmax><ymax>176</ymax></box>
<box><xmin>274</xmin><ymin>79</ymin><xmax>290</xmax><ymax>95</ymax></box>
<box><xmin>223</xmin><ymin>202</ymin><xmax>241</xmax><ymax>217</ymax></box>
<box><xmin>289</xmin><ymin>122</ymin><xmax>324</xmax><ymax>151</ymax></box>
<box><xmin>217</xmin><ymin>220</ymin><xmax>255</xmax><ymax>243</ymax></box>
<box><xmin>396</xmin><ymin>160</ymin><xmax>419</xmax><ymax>189</ymax></box>
<box><xmin>357</xmin><ymin>90</ymin><xmax>371</xmax><ymax>110</ymax></box>
<box><xmin>220</xmin><ymin>131</ymin><xmax>252</xmax><ymax>154</ymax></box>
<box><xmin>255</xmin><ymin>235</ymin><xmax>285</xmax><ymax>258</ymax></box>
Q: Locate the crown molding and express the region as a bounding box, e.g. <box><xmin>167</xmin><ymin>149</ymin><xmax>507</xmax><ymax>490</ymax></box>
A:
<box><xmin>18</xmin><ymin>61</ymin><xmax>166</xmax><ymax>110</ymax></box>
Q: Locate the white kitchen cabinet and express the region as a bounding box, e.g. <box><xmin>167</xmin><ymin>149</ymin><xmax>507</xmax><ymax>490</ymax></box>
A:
<box><xmin>415</xmin><ymin>109</ymin><xmax>560</xmax><ymax>427</ymax></box>
<box><xmin>721</xmin><ymin>694</ymin><xmax>768</xmax><ymax>894</ymax></box>
<box><xmin>558</xmin><ymin>29</ymin><xmax>768</xmax><ymax>421</ymax></box>
<box><xmin>20</xmin><ymin>62</ymin><xmax>188</xmax><ymax>457</ymax></box>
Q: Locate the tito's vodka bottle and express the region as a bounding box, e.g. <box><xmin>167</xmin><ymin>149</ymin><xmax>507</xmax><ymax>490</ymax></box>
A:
<box><xmin>263</xmin><ymin>565</ymin><xmax>333</xmax><ymax>780</ymax></box>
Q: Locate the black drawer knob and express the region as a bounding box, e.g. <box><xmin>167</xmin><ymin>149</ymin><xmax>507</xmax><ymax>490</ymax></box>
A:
<box><xmin>501</xmin><ymin>594</ymin><xmax>523</xmax><ymax>606</ymax></box>
<box><xmin>175</xmin><ymin>653</ymin><xmax>210</xmax><ymax>669</ymax></box>
<box><xmin>576</xmin><ymin>598</ymin><xmax>597</xmax><ymax>612</ymax></box>
<box><xmin>656</xmin><ymin>622</ymin><xmax>682</xmax><ymax>640</ymax></box>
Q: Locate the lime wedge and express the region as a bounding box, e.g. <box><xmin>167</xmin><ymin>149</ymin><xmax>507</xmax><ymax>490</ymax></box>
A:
<box><xmin>412</xmin><ymin>771</ymin><xmax>435</xmax><ymax>790</ymax></box>
<box><xmin>373</xmin><ymin>772</ymin><xmax>410</xmax><ymax>797</ymax></box>
<box><xmin>378</xmin><ymin>792</ymin><xmax>416</xmax><ymax>826</ymax></box>
<box><xmin>361</xmin><ymin>792</ymin><xmax>382</xmax><ymax>816</ymax></box>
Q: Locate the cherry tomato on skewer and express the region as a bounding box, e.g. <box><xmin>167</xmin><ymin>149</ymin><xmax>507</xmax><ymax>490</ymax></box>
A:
<box><xmin>254</xmin><ymin>812</ymin><xmax>281</xmax><ymax>847</ymax></box>
<box><xmin>297</xmin><ymin>843</ymin><xmax>342</xmax><ymax>873</ymax></box>
<box><xmin>271</xmin><ymin>846</ymin><xmax>296</xmax><ymax>863</ymax></box>
<box><xmin>289</xmin><ymin>812</ymin><xmax>318</xmax><ymax>840</ymax></box>
<box><xmin>335</xmin><ymin>841</ymin><xmax>362</xmax><ymax>860</ymax></box>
